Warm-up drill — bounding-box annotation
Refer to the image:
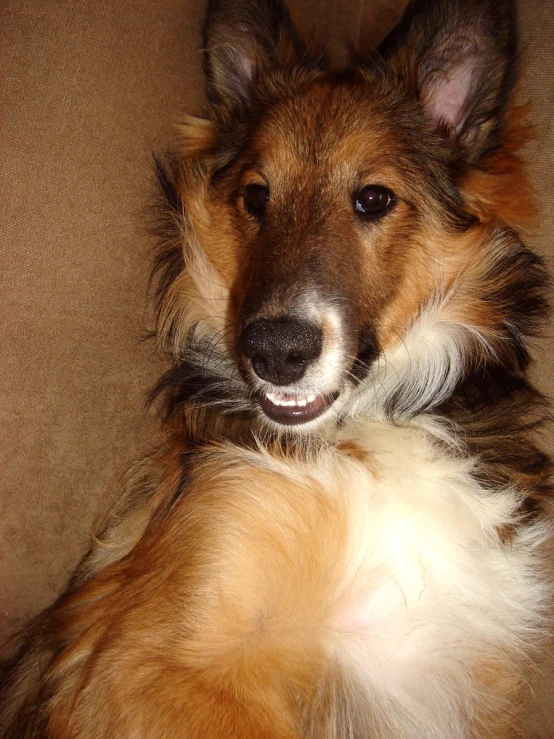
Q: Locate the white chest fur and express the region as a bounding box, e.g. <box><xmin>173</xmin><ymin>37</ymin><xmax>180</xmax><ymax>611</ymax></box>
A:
<box><xmin>246</xmin><ymin>418</ymin><xmax>550</xmax><ymax>737</ymax></box>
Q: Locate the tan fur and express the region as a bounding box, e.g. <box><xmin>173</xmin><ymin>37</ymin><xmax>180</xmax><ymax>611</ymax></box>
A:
<box><xmin>471</xmin><ymin>659</ymin><xmax>528</xmax><ymax>739</ymax></box>
<box><xmin>35</xmin><ymin>449</ymin><xmax>350</xmax><ymax>736</ymax></box>
<box><xmin>176</xmin><ymin>115</ymin><xmax>219</xmax><ymax>158</ymax></box>
<box><xmin>460</xmin><ymin>106</ymin><xmax>537</xmax><ymax>230</ymax></box>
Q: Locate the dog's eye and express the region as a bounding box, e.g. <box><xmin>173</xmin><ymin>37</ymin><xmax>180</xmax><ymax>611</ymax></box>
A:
<box><xmin>354</xmin><ymin>186</ymin><xmax>395</xmax><ymax>220</ymax></box>
<box><xmin>243</xmin><ymin>184</ymin><xmax>269</xmax><ymax>219</ymax></box>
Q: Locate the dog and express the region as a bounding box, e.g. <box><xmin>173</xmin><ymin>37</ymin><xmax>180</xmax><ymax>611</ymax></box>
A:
<box><xmin>1</xmin><ymin>0</ymin><xmax>553</xmax><ymax>736</ymax></box>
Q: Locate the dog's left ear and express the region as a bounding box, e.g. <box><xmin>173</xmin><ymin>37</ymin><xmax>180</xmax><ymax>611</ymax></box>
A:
<box><xmin>380</xmin><ymin>0</ymin><xmax>517</xmax><ymax>163</ymax></box>
<box><xmin>203</xmin><ymin>0</ymin><xmax>312</xmax><ymax>121</ymax></box>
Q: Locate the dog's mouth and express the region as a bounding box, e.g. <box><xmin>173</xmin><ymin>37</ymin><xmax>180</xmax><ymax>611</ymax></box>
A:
<box><xmin>257</xmin><ymin>390</ymin><xmax>339</xmax><ymax>425</ymax></box>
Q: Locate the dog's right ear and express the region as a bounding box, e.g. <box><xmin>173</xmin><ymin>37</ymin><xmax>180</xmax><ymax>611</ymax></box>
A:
<box><xmin>379</xmin><ymin>0</ymin><xmax>518</xmax><ymax>164</ymax></box>
<box><xmin>203</xmin><ymin>0</ymin><xmax>311</xmax><ymax>120</ymax></box>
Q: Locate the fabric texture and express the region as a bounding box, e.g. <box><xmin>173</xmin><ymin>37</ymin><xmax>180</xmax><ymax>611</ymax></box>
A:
<box><xmin>0</xmin><ymin>0</ymin><xmax>552</xmax><ymax>652</ymax></box>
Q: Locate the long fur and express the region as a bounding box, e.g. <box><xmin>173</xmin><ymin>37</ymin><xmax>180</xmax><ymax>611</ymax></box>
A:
<box><xmin>1</xmin><ymin>0</ymin><xmax>553</xmax><ymax>737</ymax></box>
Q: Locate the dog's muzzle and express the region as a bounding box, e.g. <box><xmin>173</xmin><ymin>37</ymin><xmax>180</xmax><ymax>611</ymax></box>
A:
<box><xmin>239</xmin><ymin>317</ymin><xmax>338</xmax><ymax>425</ymax></box>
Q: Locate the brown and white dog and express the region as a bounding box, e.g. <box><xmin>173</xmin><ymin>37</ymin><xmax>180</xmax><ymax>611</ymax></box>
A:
<box><xmin>1</xmin><ymin>0</ymin><xmax>553</xmax><ymax>736</ymax></box>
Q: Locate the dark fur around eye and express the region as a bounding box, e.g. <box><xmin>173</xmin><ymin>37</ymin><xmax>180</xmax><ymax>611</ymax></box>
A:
<box><xmin>244</xmin><ymin>184</ymin><xmax>269</xmax><ymax>219</ymax></box>
<box><xmin>354</xmin><ymin>186</ymin><xmax>396</xmax><ymax>220</ymax></box>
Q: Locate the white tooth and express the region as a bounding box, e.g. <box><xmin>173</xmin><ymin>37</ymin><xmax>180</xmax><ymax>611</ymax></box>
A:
<box><xmin>265</xmin><ymin>392</ymin><xmax>318</xmax><ymax>408</ymax></box>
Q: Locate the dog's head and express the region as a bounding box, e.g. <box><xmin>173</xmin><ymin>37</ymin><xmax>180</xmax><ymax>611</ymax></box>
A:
<box><xmin>153</xmin><ymin>0</ymin><xmax>546</xmax><ymax>433</ymax></box>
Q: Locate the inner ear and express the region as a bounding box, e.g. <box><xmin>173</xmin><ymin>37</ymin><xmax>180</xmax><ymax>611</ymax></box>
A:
<box><xmin>421</xmin><ymin>55</ymin><xmax>476</xmax><ymax>134</ymax></box>
<box><xmin>202</xmin><ymin>0</ymin><xmax>313</xmax><ymax>119</ymax></box>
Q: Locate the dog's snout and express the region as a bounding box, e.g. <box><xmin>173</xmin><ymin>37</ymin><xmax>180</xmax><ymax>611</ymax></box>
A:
<box><xmin>240</xmin><ymin>318</ymin><xmax>322</xmax><ymax>385</ymax></box>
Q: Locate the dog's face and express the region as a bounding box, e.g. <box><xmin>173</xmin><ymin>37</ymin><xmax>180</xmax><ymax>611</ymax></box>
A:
<box><xmin>155</xmin><ymin>0</ymin><xmax>544</xmax><ymax>432</ymax></box>
<box><xmin>204</xmin><ymin>75</ymin><xmax>465</xmax><ymax>426</ymax></box>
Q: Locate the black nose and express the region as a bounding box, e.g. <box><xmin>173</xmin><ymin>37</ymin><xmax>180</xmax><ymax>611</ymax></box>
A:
<box><xmin>240</xmin><ymin>318</ymin><xmax>322</xmax><ymax>385</ymax></box>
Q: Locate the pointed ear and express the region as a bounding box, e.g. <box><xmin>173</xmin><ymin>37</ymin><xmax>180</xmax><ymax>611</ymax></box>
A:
<box><xmin>379</xmin><ymin>0</ymin><xmax>518</xmax><ymax>163</ymax></box>
<box><xmin>203</xmin><ymin>0</ymin><xmax>312</xmax><ymax>119</ymax></box>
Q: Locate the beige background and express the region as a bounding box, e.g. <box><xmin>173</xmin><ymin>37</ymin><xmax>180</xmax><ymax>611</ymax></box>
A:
<box><xmin>1</xmin><ymin>0</ymin><xmax>553</xmax><ymax>646</ymax></box>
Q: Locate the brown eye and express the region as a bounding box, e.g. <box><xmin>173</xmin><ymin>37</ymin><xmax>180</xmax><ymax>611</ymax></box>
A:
<box><xmin>354</xmin><ymin>185</ymin><xmax>395</xmax><ymax>220</ymax></box>
<box><xmin>243</xmin><ymin>184</ymin><xmax>269</xmax><ymax>219</ymax></box>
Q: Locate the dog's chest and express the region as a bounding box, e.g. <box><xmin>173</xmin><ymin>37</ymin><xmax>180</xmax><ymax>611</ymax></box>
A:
<box><xmin>304</xmin><ymin>422</ymin><xmax>544</xmax><ymax>688</ymax></box>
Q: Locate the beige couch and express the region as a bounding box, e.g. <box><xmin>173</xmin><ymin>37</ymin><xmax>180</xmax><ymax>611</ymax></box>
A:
<box><xmin>1</xmin><ymin>0</ymin><xmax>553</xmax><ymax>657</ymax></box>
